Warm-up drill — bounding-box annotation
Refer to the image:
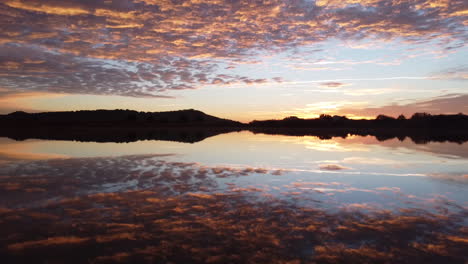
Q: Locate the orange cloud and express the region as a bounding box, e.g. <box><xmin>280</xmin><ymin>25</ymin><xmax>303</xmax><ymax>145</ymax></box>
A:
<box><xmin>340</xmin><ymin>94</ymin><xmax>468</xmax><ymax>117</ymax></box>
<box><xmin>0</xmin><ymin>0</ymin><xmax>466</xmax><ymax>97</ymax></box>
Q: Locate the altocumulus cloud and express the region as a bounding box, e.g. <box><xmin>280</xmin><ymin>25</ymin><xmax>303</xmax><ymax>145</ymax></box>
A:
<box><xmin>0</xmin><ymin>0</ymin><xmax>467</xmax><ymax>97</ymax></box>
<box><xmin>340</xmin><ymin>93</ymin><xmax>468</xmax><ymax>117</ymax></box>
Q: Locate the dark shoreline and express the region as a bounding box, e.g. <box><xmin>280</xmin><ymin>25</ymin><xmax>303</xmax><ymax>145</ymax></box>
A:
<box><xmin>249</xmin><ymin>127</ymin><xmax>468</xmax><ymax>144</ymax></box>
<box><xmin>1</xmin><ymin>126</ymin><xmax>467</xmax><ymax>144</ymax></box>
<box><xmin>1</xmin><ymin>109</ymin><xmax>467</xmax><ymax>144</ymax></box>
<box><xmin>0</xmin><ymin>126</ymin><xmax>244</xmax><ymax>143</ymax></box>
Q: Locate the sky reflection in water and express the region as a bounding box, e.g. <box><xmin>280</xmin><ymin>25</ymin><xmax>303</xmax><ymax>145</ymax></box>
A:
<box><xmin>0</xmin><ymin>132</ymin><xmax>467</xmax><ymax>263</ymax></box>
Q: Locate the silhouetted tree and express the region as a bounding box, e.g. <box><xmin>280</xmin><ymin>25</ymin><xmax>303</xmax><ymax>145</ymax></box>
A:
<box><xmin>411</xmin><ymin>112</ymin><xmax>432</xmax><ymax>119</ymax></box>
<box><xmin>376</xmin><ymin>114</ymin><xmax>395</xmax><ymax>120</ymax></box>
<box><xmin>319</xmin><ymin>114</ymin><xmax>333</xmax><ymax>121</ymax></box>
<box><xmin>146</xmin><ymin>115</ymin><xmax>154</xmax><ymax>122</ymax></box>
<box><xmin>127</xmin><ymin>113</ymin><xmax>137</xmax><ymax>121</ymax></box>
<box><xmin>284</xmin><ymin>116</ymin><xmax>300</xmax><ymax>121</ymax></box>
<box><xmin>397</xmin><ymin>114</ymin><xmax>406</xmax><ymax>120</ymax></box>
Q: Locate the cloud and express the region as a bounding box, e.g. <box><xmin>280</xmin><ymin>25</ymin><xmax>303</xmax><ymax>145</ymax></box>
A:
<box><xmin>0</xmin><ymin>43</ymin><xmax>272</xmax><ymax>97</ymax></box>
<box><xmin>429</xmin><ymin>65</ymin><xmax>468</xmax><ymax>81</ymax></box>
<box><xmin>1</xmin><ymin>151</ymin><xmax>467</xmax><ymax>263</ymax></box>
<box><xmin>0</xmin><ymin>0</ymin><xmax>466</xmax><ymax>97</ymax></box>
<box><xmin>0</xmin><ymin>154</ymin><xmax>286</xmax><ymax>203</ymax></box>
<box><xmin>340</xmin><ymin>93</ymin><xmax>468</xmax><ymax>117</ymax></box>
<box><xmin>318</xmin><ymin>82</ymin><xmax>349</xmax><ymax>88</ymax></box>
<box><xmin>2</xmin><ymin>183</ymin><xmax>467</xmax><ymax>263</ymax></box>
<box><xmin>0</xmin><ymin>88</ymin><xmax>65</xmax><ymax>113</ymax></box>
<box><xmin>8</xmin><ymin>236</ymin><xmax>89</xmax><ymax>251</ymax></box>
<box><xmin>428</xmin><ymin>172</ymin><xmax>468</xmax><ymax>184</ymax></box>
<box><xmin>2</xmin><ymin>155</ymin><xmax>466</xmax><ymax>262</ymax></box>
<box><xmin>319</xmin><ymin>164</ymin><xmax>351</xmax><ymax>171</ymax></box>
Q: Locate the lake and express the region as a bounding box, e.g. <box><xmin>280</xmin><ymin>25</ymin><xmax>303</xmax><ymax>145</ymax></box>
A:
<box><xmin>1</xmin><ymin>131</ymin><xmax>467</xmax><ymax>263</ymax></box>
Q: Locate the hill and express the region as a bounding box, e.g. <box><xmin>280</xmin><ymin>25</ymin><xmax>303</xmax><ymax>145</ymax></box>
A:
<box><xmin>0</xmin><ymin>109</ymin><xmax>243</xmax><ymax>127</ymax></box>
<box><xmin>0</xmin><ymin>109</ymin><xmax>244</xmax><ymax>143</ymax></box>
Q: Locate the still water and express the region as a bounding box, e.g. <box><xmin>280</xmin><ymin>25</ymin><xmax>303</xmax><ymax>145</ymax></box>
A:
<box><xmin>1</xmin><ymin>131</ymin><xmax>467</xmax><ymax>263</ymax></box>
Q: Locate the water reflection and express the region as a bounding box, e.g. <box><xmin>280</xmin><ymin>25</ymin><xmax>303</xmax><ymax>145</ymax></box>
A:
<box><xmin>0</xmin><ymin>155</ymin><xmax>285</xmax><ymax>207</ymax></box>
<box><xmin>0</xmin><ymin>132</ymin><xmax>467</xmax><ymax>263</ymax></box>
<box><xmin>1</xmin><ymin>178</ymin><xmax>467</xmax><ymax>263</ymax></box>
<box><xmin>0</xmin><ymin>127</ymin><xmax>241</xmax><ymax>143</ymax></box>
<box><xmin>2</xmin><ymin>127</ymin><xmax>468</xmax><ymax>145</ymax></box>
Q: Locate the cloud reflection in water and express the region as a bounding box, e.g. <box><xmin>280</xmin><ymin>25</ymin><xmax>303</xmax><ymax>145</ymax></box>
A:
<box><xmin>0</xmin><ymin>154</ymin><xmax>467</xmax><ymax>263</ymax></box>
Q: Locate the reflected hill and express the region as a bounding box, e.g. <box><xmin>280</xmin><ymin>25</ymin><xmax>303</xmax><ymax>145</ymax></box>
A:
<box><xmin>0</xmin><ymin>127</ymin><xmax>242</xmax><ymax>143</ymax></box>
<box><xmin>1</xmin><ymin>110</ymin><xmax>468</xmax><ymax>144</ymax></box>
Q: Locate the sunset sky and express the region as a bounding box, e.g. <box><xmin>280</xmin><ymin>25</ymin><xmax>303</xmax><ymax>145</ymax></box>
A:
<box><xmin>0</xmin><ymin>0</ymin><xmax>467</xmax><ymax>122</ymax></box>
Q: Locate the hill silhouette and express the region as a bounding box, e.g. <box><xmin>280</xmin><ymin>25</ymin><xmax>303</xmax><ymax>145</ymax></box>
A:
<box><xmin>0</xmin><ymin>109</ymin><xmax>242</xmax><ymax>127</ymax></box>
<box><xmin>1</xmin><ymin>110</ymin><xmax>467</xmax><ymax>144</ymax></box>
<box><xmin>0</xmin><ymin>109</ymin><xmax>243</xmax><ymax>143</ymax></box>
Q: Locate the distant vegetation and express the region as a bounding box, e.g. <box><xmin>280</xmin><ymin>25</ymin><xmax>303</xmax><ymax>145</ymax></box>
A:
<box><xmin>249</xmin><ymin>113</ymin><xmax>468</xmax><ymax>144</ymax></box>
<box><xmin>249</xmin><ymin>112</ymin><xmax>468</xmax><ymax>129</ymax></box>
<box><xmin>1</xmin><ymin>110</ymin><xmax>467</xmax><ymax>144</ymax></box>
<box><xmin>3</xmin><ymin>110</ymin><xmax>467</xmax><ymax>129</ymax></box>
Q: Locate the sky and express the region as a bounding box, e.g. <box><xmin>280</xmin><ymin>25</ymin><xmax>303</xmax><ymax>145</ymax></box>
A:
<box><xmin>0</xmin><ymin>0</ymin><xmax>467</xmax><ymax>122</ymax></box>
